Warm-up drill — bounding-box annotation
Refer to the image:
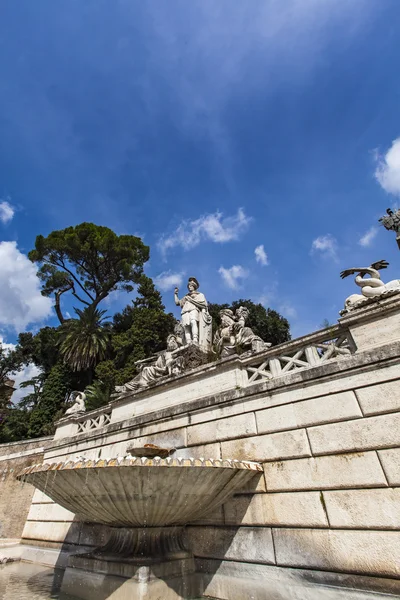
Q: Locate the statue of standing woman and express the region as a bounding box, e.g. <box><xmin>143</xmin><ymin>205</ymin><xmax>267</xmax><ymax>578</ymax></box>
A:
<box><xmin>174</xmin><ymin>277</ymin><xmax>212</xmax><ymax>351</ymax></box>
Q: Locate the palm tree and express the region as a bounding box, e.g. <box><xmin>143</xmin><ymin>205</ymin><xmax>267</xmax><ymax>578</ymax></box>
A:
<box><xmin>84</xmin><ymin>380</ymin><xmax>112</xmax><ymax>411</ymax></box>
<box><xmin>59</xmin><ymin>306</ymin><xmax>111</xmax><ymax>376</ymax></box>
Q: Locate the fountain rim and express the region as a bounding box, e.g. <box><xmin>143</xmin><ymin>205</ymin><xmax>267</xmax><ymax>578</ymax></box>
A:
<box><xmin>17</xmin><ymin>456</ymin><xmax>262</xmax><ymax>479</ymax></box>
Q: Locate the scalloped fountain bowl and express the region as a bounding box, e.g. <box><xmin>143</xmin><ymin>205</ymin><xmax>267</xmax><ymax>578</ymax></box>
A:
<box><xmin>18</xmin><ymin>456</ymin><xmax>262</xmax><ymax>528</ymax></box>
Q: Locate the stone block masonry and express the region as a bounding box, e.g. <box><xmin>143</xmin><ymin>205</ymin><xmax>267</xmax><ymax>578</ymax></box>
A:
<box><xmin>16</xmin><ymin>295</ymin><xmax>400</xmax><ymax>593</ymax></box>
<box><xmin>0</xmin><ymin>437</ymin><xmax>51</xmax><ymax>540</ymax></box>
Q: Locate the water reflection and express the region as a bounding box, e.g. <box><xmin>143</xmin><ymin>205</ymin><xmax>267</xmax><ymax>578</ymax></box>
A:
<box><xmin>0</xmin><ymin>562</ymin><xmax>74</xmax><ymax>600</ymax></box>
<box><xmin>0</xmin><ymin>562</ymin><xmax>212</xmax><ymax>600</ymax></box>
<box><xmin>0</xmin><ymin>562</ymin><xmax>397</xmax><ymax>600</ymax></box>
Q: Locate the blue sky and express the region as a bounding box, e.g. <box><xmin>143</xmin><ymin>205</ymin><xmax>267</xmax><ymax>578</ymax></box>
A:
<box><xmin>1</xmin><ymin>0</ymin><xmax>400</xmax><ymax>348</ymax></box>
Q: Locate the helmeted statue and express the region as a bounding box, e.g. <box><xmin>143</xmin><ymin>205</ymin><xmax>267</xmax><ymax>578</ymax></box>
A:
<box><xmin>174</xmin><ymin>277</ymin><xmax>212</xmax><ymax>350</ymax></box>
<box><xmin>379</xmin><ymin>208</ymin><xmax>400</xmax><ymax>249</ymax></box>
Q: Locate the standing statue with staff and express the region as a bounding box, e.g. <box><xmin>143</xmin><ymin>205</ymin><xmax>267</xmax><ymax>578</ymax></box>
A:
<box><xmin>174</xmin><ymin>277</ymin><xmax>212</xmax><ymax>351</ymax></box>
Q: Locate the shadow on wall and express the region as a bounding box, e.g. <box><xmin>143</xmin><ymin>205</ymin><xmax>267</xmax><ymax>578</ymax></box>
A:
<box><xmin>23</xmin><ymin>479</ymin><xmax>260</xmax><ymax>600</ymax></box>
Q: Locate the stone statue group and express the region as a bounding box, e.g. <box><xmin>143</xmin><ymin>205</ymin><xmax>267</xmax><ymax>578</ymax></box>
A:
<box><xmin>115</xmin><ymin>277</ymin><xmax>270</xmax><ymax>395</ymax></box>
<box><xmin>65</xmin><ymin>204</ymin><xmax>400</xmax><ymax>410</ymax></box>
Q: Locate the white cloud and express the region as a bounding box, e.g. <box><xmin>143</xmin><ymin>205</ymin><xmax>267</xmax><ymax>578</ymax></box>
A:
<box><xmin>359</xmin><ymin>226</ymin><xmax>378</xmax><ymax>247</ymax></box>
<box><xmin>311</xmin><ymin>234</ymin><xmax>338</xmax><ymax>260</ymax></box>
<box><xmin>158</xmin><ymin>208</ymin><xmax>251</xmax><ymax>255</ymax></box>
<box><xmin>254</xmin><ymin>244</ymin><xmax>269</xmax><ymax>266</ymax></box>
<box><xmin>374</xmin><ymin>138</ymin><xmax>400</xmax><ymax>196</ymax></box>
<box><xmin>0</xmin><ymin>241</ymin><xmax>53</xmax><ymax>331</ymax></box>
<box><xmin>278</xmin><ymin>302</ymin><xmax>297</xmax><ymax>319</ymax></box>
<box><xmin>12</xmin><ymin>363</ymin><xmax>42</xmax><ymax>405</ymax></box>
<box><xmin>154</xmin><ymin>271</ymin><xmax>184</xmax><ymax>291</ymax></box>
<box><xmin>0</xmin><ymin>200</ymin><xmax>15</xmax><ymax>224</ymax></box>
<box><xmin>0</xmin><ymin>336</ymin><xmax>42</xmax><ymax>404</ymax></box>
<box><xmin>218</xmin><ymin>265</ymin><xmax>249</xmax><ymax>289</ymax></box>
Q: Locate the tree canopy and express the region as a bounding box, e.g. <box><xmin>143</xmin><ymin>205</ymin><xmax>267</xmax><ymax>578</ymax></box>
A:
<box><xmin>208</xmin><ymin>299</ymin><xmax>291</xmax><ymax>347</ymax></box>
<box><xmin>29</xmin><ymin>222</ymin><xmax>149</xmax><ymax>324</ymax></box>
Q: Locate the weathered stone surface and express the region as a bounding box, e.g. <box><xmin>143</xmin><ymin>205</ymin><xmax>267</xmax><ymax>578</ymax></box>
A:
<box><xmin>187</xmin><ymin>413</ymin><xmax>257</xmax><ymax>446</ymax></box>
<box><xmin>324</xmin><ymin>488</ymin><xmax>400</xmax><ymax>528</ymax></box>
<box><xmin>27</xmin><ymin>502</ymin><xmax>75</xmax><ymax>522</ymax></box>
<box><xmin>356</xmin><ymin>380</ymin><xmax>400</xmax><ymax>416</ymax></box>
<box><xmin>112</xmin><ymin>364</ymin><xmax>243</xmax><ymax>423</ymax></box>
<box><xmin>378</xmin><ymin>448</ymin><xmax>400</xmax><ymax>485</ymax></box>
<box><xmin>263</xmin><ymin>452</ymin><xmax>387</xmax><ymax>491</ymax></box>
<box><xmin>256</xmin><ymin>391</ymin><xmax>362</xmax><ymax>434</ymax></box>
<box><xmin>191</xmin><ymin>506</ymin><xmax>225</xmax><ymax>526</ymax></box>
<box><xmin>346</xmin><ymin>309</ymin><xmax>400</xmax><ymax>351</ymax></box>
<box><xmin>31</xmin><ymin>489</ymin><xmax>54</xmax><ymax>504</ymax></box>
<box><xmin>308</xmin><ymin>413</ymin><xmax>400</xmax><ymax>455</ymax></box>
<box><xmin>0</xmin><ymin>440</ymin><xmax>47</xmax><ymax>539</ymax></box>
<box><xmin>78</xmin><ymin>522</ymin><xmax>112</xmax><ymax>547</ymax></box>
<box><xmin>22</xmin><ymin>520</ymin><xmax>81</xmax><ymax>544</ymax></box>
<box><xmin>187</xmin><ymin>525</ymin><xmax>275</xmax><ymax>564</ymax></box>
<box><xmin>197</xmin><ymin>558</ymin><xmax>400</xmax><ymax>599</ymax></box>
<box><xmin>264</xmin><ymin>361</ymin><xmax>400</xmax><ymax>411</ymax></box>
<box><xmin>221</xmin><ymin>429</ymin><xmax>311</xmax><ymax>463</ymax></box>
<box><xmin>273</xmin><ymin>528</ymin><xmax>400</xmax><ymax>577</ymax></box>
<box><xmin>176</xmin><ymin>442</ymin><xmax>221</xmax><ymax>460</ymax></box>
<box><xmin>127</xmin><ymin>427</ymin><xmax>187</xmax><ymax>452</ymax></box>
<box><xmin>223</xmin><ymin>492</ymin><xmax>328</xmax><ymax>527</ymax></box>
<box><xmin>19</xmin><ymin>458</ymin><xmax>261</xmax><ymax>529</ymax></box>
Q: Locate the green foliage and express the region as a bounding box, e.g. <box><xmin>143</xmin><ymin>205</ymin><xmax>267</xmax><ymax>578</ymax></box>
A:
<box><xmin>111</xmin><ymin>276</ymin><xmax>176</xmax><ymax>385</ymax></box>
<box><xmin>0</xmin><ymin>408</ymin><xmax>31</xmax><ymax>443</ymax></box>
<box><xmin>18</xmin><ymin>327</ymin><xmax>61</xmax><ymax>372</ymax></box>
<box><xmin>29</xmin><ymin>222</ymin><xmax>149</xmax><ymax>323</ymax></box>
<box><xmin>0</xmin><ymin>343</ymin><xmax>26</xmax><ymax>439</ymax></box>
<box><xmin>84</xmin><ymin>380</ymin><xmax>112</xmax><ymax>411</ymax></box>
<box><xmin>209</xmin><ymin>299</ymin><xmax>291</xmax><ymax>347</ymax></box>
<box><xmin>59</xmin><ymin>306</ymin><xmax>111</xmax><ymax>374</ymax></box>
<box><xmin>28</xmin><ymin>363</ymin><xmax>72</xmax><ymax>438</ymax></box>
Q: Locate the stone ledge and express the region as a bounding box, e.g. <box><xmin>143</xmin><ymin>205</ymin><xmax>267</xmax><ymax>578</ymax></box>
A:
<box><xmin>46</xmin><ymin>340</ymin><xmax>400</xmax><ymax>454</ymax></box>
<box><xmin>195</xmin><ymin>558</ymin><xmax>400</xmax><ymax>597</ymax></box>
<box><xmin>263</xmin><ymin>452</ymin><xmax>387</xmax><ymax>492</ymax></box>
<box><xmin>272</xmin><ymin>528</ymin><xmax>400</xmax><ymax>578</ymax></box>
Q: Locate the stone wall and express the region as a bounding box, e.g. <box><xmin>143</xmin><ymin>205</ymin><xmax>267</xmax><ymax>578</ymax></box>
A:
<box><xmin>0</xmin><ymin>437</ymin><xmax>50</xmax><ymax>540</ymax></box>
<box><xmin>19</xmin><ymin>296</ymin><xmax>400</xmax><ymax>587</ymax></box>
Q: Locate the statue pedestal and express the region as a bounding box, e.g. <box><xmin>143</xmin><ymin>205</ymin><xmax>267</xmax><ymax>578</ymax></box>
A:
<box><xmin>61</xmin><ymin>527</ymin><xmax>200</xmax><ymax>600</ymax></box>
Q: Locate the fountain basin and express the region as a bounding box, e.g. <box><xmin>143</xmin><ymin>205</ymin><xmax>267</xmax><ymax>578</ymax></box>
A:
<box><xmin>18</xmin><ymin>456</ymin><xmax>262</xmax><ymax>527</ymax></box>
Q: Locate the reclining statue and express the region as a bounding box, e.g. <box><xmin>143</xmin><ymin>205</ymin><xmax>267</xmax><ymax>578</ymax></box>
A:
<box><xmin>115</xmin><ymin>334</ymin><xmax>185</xmax><ymax>394</ymax></box>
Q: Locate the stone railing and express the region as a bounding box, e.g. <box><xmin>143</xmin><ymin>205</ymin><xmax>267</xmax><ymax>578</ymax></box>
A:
<box><xmin>241</xmin><ymin>325</ymin><xmax>355</xmax><ymax>385</ymax></box>
<box><xmin>76</xmin><ymin>410</ymin><xmax>112</xmax><ymax>433</ymax></box>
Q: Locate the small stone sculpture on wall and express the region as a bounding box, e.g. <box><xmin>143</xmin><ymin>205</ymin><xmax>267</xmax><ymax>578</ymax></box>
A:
<box><xmin>213</xmin><ymin>306</ymin><xmax>271</xmax><ymax>358</ymax></box>
<box><xmin>174</xmin><ymin>277</ymin><xmax>212</xmax><ymax>351</ymax></box>
<box><xmin>65</xmin><ymin>391</ymin><xmax>86</xmax><ymax>416</ymax></box>
<box><xmin>340</xmin><ymin>259</ymin><xmax>400</xmax><ymax>313</ymax></box>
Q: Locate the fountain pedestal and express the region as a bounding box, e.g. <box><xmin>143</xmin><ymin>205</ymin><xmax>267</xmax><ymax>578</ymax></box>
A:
<box><xmin>18</xmin><ymin>456</ymin><xmax>262</xmax><ymax>600</ymax></box>
<box><xmin>62</xmin><ymin>526</ymin><xmax>198</xmax><ymax>599</ymax></box>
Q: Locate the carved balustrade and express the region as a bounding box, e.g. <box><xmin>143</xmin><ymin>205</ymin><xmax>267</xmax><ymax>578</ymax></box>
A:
<box><xmin>76</xmin><ymin>410</ymin><xmax>112</xmax><ymax>433</ymax></box>
<box><xmin>241</xmin><ymin>325</ymin><xmax>355</xmax><ymax>385</ymax></box>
